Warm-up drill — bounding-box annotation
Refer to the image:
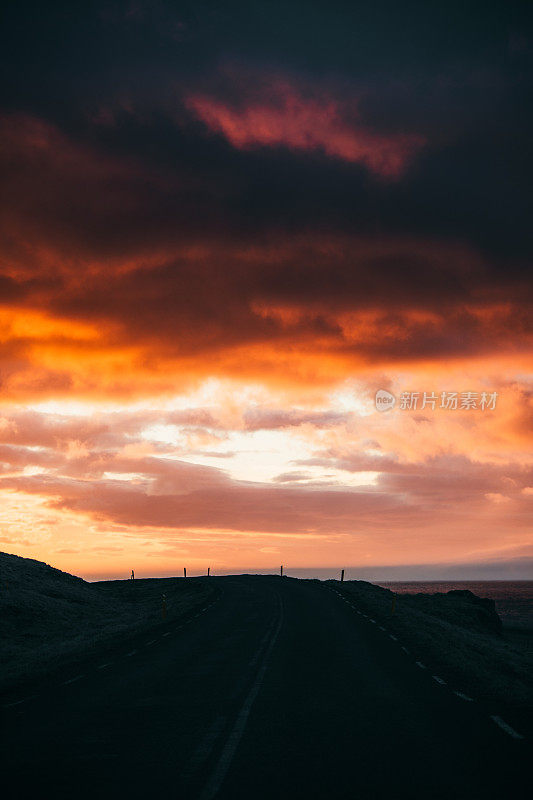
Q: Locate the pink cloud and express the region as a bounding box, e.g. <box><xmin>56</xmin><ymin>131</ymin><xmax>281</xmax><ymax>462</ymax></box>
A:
<box><xmin>185</xmin><ymin>76</ymin><xmax>425</xmax><ymax>177</ymax></box>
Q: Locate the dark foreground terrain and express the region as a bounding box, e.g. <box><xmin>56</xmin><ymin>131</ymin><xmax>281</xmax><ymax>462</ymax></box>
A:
<box><xmin>2</xmin><ymin>575</ymin><xmax>530</xmax><ymax>800</ymax></box>
<box><xmin>0</xmin><ymin>551</ymin><xmax>212</xmax><ymax>692</ymax></box>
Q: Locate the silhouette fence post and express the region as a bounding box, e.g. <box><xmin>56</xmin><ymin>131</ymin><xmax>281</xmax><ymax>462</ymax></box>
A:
<box><xmin>207</xmin><ymin>566</ymin><xmax>210</xmax><ymax>577</ymax></box>
<box><xmin>184</xmin><ymin>567</ymin><xmax>187</xmax><ymax>578</ymax></box>
<box><xmin>280</xmin><ymin>565</ymin><xmax>283</xmax><ymax>577</ymax></box>
<box><xmin>340</xmin><ymin>569</ymin><xmax>344</xmax><ymax>582</ymax></box>
<box><xmin>131</xmin><ymin>569</ymin><xmax>134</xmax><ymax>581</ymax></box>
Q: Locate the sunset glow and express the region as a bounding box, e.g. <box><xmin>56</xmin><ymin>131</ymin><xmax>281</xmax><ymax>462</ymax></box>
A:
<box><xmin>1</xmin><ymin>3</ymin><xmax>531</xmax><ymax>580</ymax></box>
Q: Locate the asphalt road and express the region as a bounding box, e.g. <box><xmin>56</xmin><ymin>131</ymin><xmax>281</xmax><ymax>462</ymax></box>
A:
<box><xmin>2</xmin><ymin>576</ymin><xmax>529</xmax><ymax>799</ymax></box>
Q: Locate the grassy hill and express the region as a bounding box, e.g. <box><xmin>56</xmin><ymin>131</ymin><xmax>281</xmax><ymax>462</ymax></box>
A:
<box><xmin>332</xmin><ymin>579</ymin><xmax>533</xmax><ymax>711</ymax></box>
<box><xmin>0</xmin><ymin>551</ymin><xmax>214</xmax><ymax>692</ymax></box>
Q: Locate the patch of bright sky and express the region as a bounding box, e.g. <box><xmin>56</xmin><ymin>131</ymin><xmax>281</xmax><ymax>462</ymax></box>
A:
<box><xmin>28</xmin><ymin>379</ymin><xmax>275</xmax><ymax>417</ymax></box>
<box><xmin>29</xmin><ymin>379</ymin><xmax>380</xmax><ymax>488</ymax></box>
<box><xmin>21</xmin><ymin>465</ymin><xmax>48</xmax><ymax>476</ymax></box>
<box><xmin>145</xmin><ymin>427</ymin><xmax>379</xmax><ymax>487</ymax></box>
<box><xmin>102</xmin><ymin>472</ymin><xmax>147</xmax><ymax>482</ymax></box>
<box><xmin>187</xmin><ymin>429</ymin><xmax>309</xmax><ymax>483</ymax></box>
<box><xmin>165</xmin><ymin>378</ymin><xmax>273</xmax><ymax>410</ymax></box>
<box><xmin>327</xmin><ymin>380</ymin><xmax>374</xmax><ymax>416</ymax></box>
<box><xmin>140</xmin><ymin>423</ymin><xmax>185</xmax><ymax>446</ymax></box>
<box><xmin>28</xmin><ymin>399</ymin><xmax>123</xmax><ymax>416</ymax></box>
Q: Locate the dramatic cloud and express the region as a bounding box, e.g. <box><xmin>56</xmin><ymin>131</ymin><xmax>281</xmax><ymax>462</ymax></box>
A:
<box><xmin>0</xmin><ymin>1</ymin><xmax>531</xmax><ymax>577</ymax></box>
<box><xmin>185</xmin><ymin>72</ymin><xmax>425</xmax><ymax>177</ymax></box>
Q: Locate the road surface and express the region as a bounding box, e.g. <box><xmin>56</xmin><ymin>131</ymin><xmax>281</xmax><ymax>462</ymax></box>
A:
<box><xmin>1</xmin><ymin>576</ymin><xmax>529</xmax><ymax>799</ymax></box>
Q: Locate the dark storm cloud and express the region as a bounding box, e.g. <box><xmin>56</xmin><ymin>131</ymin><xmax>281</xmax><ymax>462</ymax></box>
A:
<box><xmin>0</xmin><ymin>0</ymin><xmax>531</xmax><ymax>393</ymax></box>
<box><xmin>1</xmin><ymin>1</ymin><xmax>531</xmax><ymax>255</ymax></box>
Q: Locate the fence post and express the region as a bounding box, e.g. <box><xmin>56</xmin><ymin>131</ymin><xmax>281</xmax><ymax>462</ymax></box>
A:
<box><xmin>280</xmin><ymin>565</ymin><xmax>283</xmax><ymax>577</ymax></box>
<box><xmin>341</xmin><ymin>569</ymin><xmax>344</xmax><ymax>582</ymax></box>
<box><xmin>207</xmin><ymin>566</ymin><xmax>210</xmax><ymax>577</ymax></box>
<box><xmin>184</xmin><ymin>567</ymin><xmax>187</xmax><ymax>578</ymax></box>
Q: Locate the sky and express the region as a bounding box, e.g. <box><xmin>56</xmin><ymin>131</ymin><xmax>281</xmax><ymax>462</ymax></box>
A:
<box><xmin>0</xmin><ymin>1</ymin><xmax>531</xmax><ymax>580</ymax></box>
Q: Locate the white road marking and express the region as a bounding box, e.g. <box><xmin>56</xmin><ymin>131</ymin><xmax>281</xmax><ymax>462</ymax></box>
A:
<box><xmin>389</xmin><ymin>635</ymin><xmax>398</xmax><ymax>641</ymax></box>
<box><xmin>186</xmin><ymin>716</ymin><xmax>228</xmax><ymax>774</ymax></box>
<box><xmin>199</xmin><ymin>596</ymin><xmax>284</xmax><ymax>800</ymax></box>
<box><xmin>415</xmin><ymin>661</ymin><xmax>426</xmax><ymax>669</ymax></box>
<box><xmin>490</xmin><ymin>716</ymin><xmax>524</xmax><ymax>740</ymax></box>
<box><xmin>4</xmin><ymin>697</ymin><xmax>34</xmax><ymax>708</ymax></box>
<box><xmin>369</xmin><ymin>619</ymin><xmax>376</xmax><ymax>623</ymax></box>
<box><xmin>432</xmin><ymin>675</ymin><xmax>446</xmax><ymax>685</ymax></box>
<box><xmin>146</xmin><ymin>640</ymin><xmax>156</xmax><ymax>645</ymax></box>
<box><xmin>97</xmin><ymin>663</ymin><xmax>112</xmax><ymax>669</ymax></box>
<box><xmin>454</xmin><ymin>691</ymin><xmax>473</xmax><ymax>702</ymax></box>
<box><xmin>126</xmin><ymin>650</ymin><xmax>138</xmax><ymax>657</ymax></box>
<box><xmin>401</xmin><ymin>646</ymin><xmax>409</xmax><ymax>654</ymax></box>
<box><xmin>63</xmin><ymin>675</ymin><xmax>84</xmax><ymax>685</ymax></box>
<box><xmin>378</xmin><ymin>626</ymin><xmax>386</xmax><ymax>631</ymax></box>
<box><xmin>163</xmin><ymin>632</ymin><xmax>171</xmax><ymax>637</ymax></box>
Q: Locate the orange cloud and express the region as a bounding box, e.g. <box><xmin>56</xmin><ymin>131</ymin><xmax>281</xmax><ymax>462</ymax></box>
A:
<box><xmin>0</xmin><ymin>112</ymin><xmax>529</xmax><ymax>404</ymax></box>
